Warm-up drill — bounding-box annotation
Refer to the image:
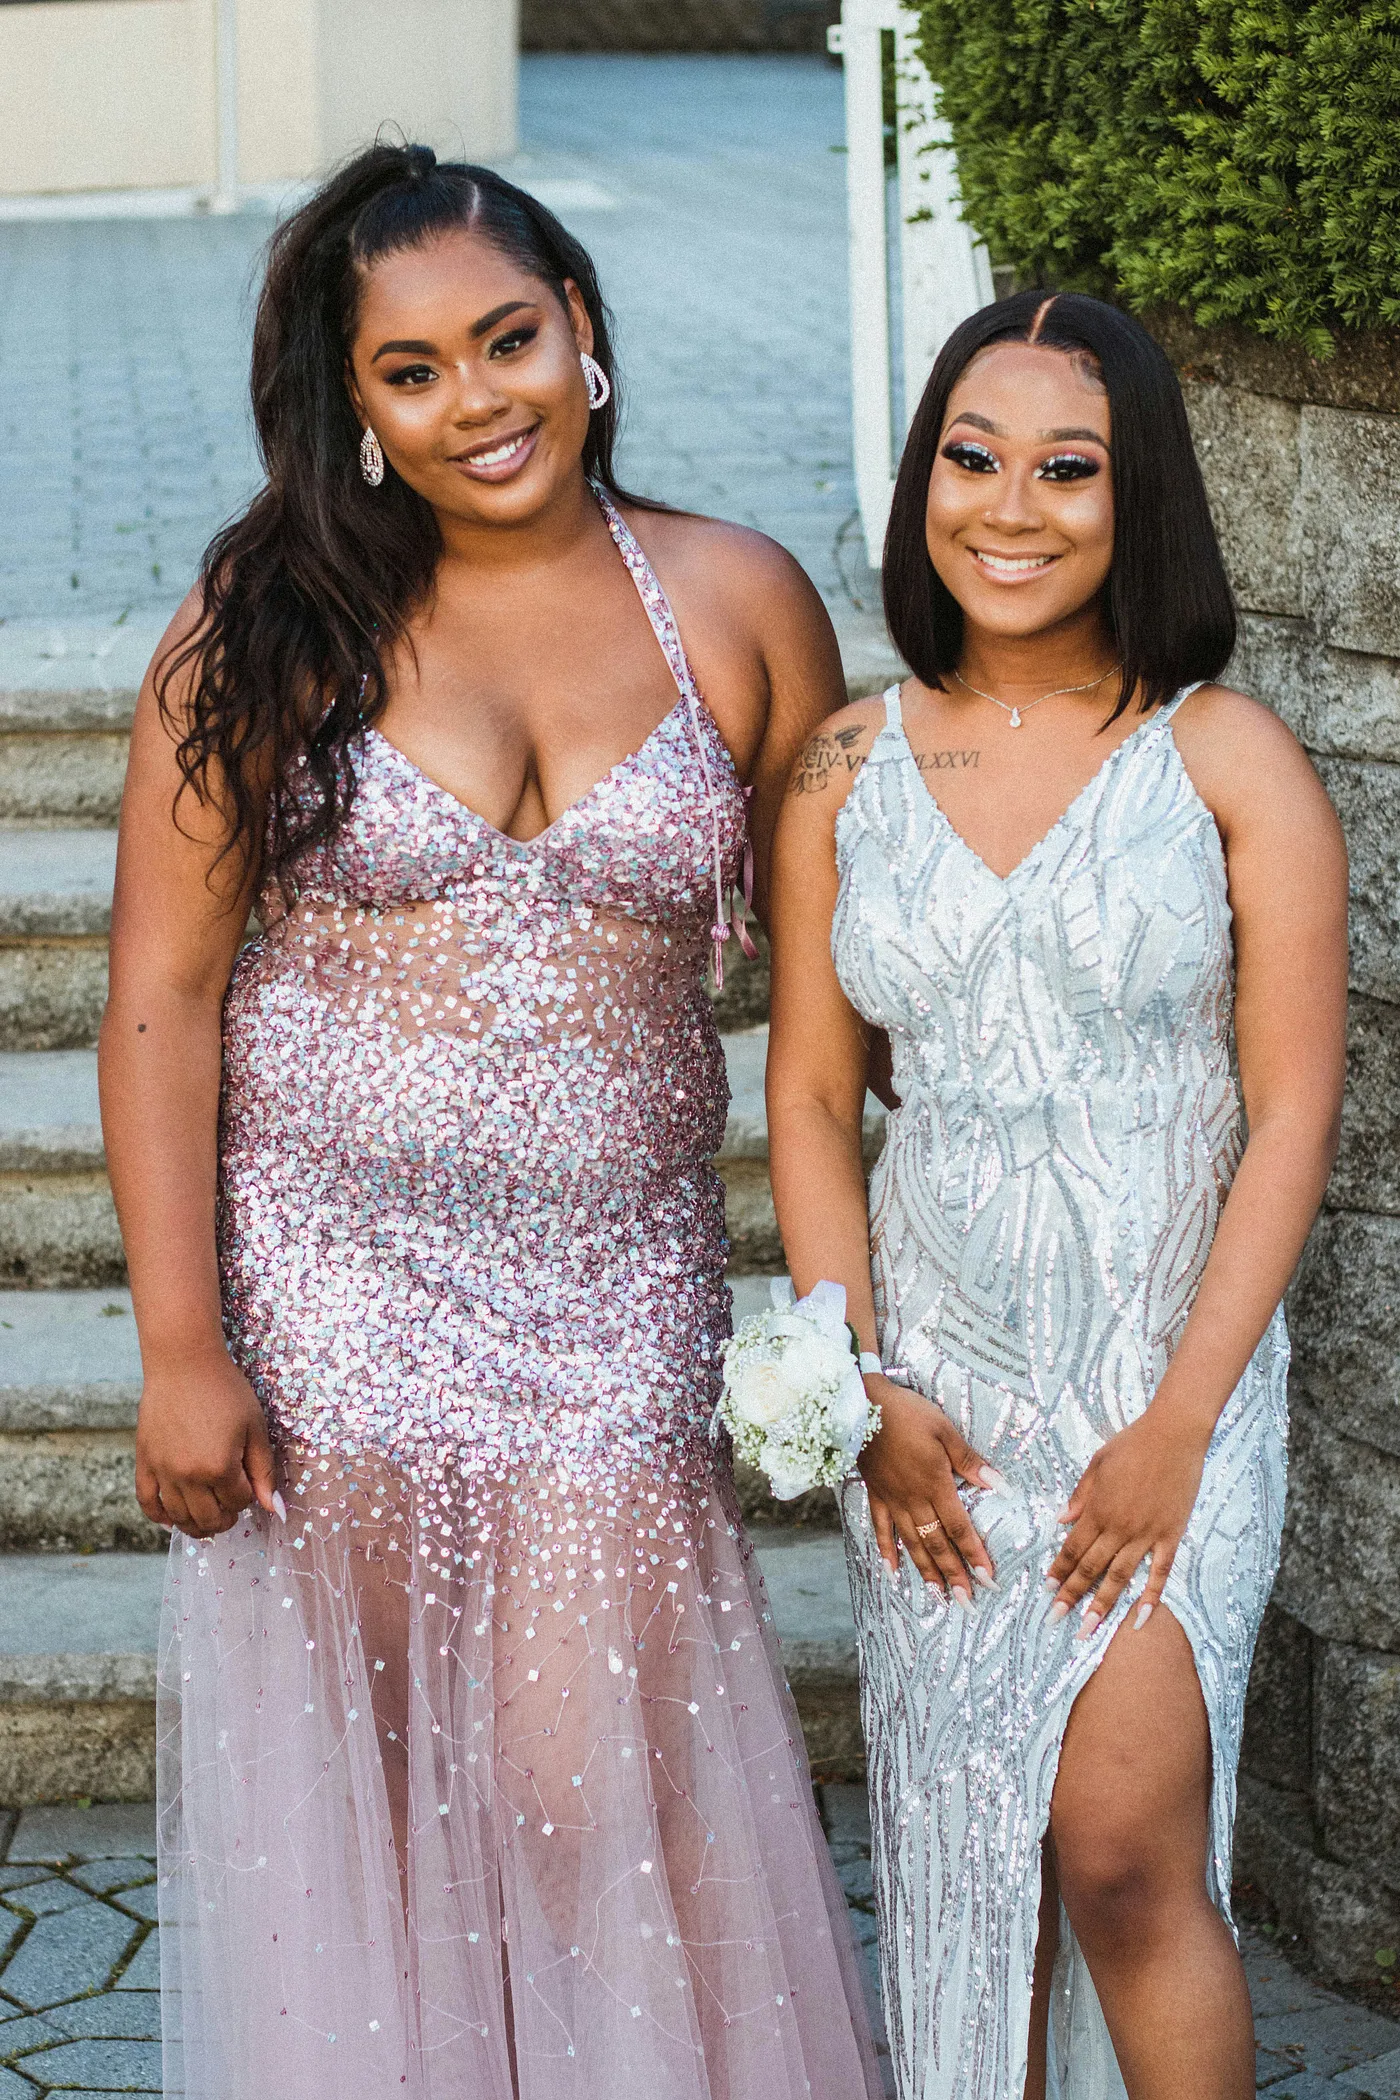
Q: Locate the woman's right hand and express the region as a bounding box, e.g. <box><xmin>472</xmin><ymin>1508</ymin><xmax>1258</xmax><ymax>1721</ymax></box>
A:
<box><xmin>135</xmin><ymin>1345</ymin><xmax>281</xmax><ymax>1538</ymax></box>
<box><xmin>858</xmin><ymin>1378</ymin><xmax>1003</xmax><ymax>1603</ymax></box>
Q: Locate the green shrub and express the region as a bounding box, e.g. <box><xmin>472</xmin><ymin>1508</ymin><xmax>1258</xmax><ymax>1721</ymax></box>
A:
<box><xmin>914</xmin><ymin>0</ymin><xmax>1400</xmax><ymax>354</ymax></box>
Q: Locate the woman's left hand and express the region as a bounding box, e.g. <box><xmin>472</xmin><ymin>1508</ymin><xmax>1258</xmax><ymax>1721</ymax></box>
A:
<box><xmin>1045</xmin><ymin>1405</ymin><xmax>1213</xmax><ymax>1638</ymax></box>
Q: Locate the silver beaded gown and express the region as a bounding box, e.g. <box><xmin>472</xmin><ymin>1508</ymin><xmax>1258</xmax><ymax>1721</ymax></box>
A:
<box><xmin>831</xmin><ymin>684</ymin><xmax>1289</xmax><ymax>2100</ymax></box>
<box><xmin>154</xmin><ymin>497</ymin><xmax>881</xmax><ymax>2100</ymax></box>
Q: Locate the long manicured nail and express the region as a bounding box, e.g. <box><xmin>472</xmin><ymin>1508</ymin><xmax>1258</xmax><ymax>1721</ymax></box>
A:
<box><xmin>973</xmin><ymin>1567</ymin><xmax>999</xmax><ymax>1593</ymax></box>
<box><xmin>1054</xmin><ymin>1507</ymin><xmax>1073</xmax><ymax>1526</ymax></box>
<box><xmin>271</xmin><ymin>1491</ymin><xmax>287</xmax><ymax>1523</ymax></box>
<box><xmin>951</xmin><ymin>1586</ymin><xmax>974</xmax><ymax>1612</ymax></box>
<box><xmin>979</xmin><ymin>1466</ymin><xmax>1011</xmax><ymax>1495</ymax></box>
<box><xmin>1049</xmin><ymin>1599</ymin><xmax>1070</xmax><ymax>1621</ymax></box>
<box><xmin>1134</xmin><ymin>1600</ymin><xmax>1154</xmax><ymax>1631</ymax></box>
<box><xmin>1043</xmin><ymin>1574</ymin><xmax>1060</xmax><ymax>1592</ymax></box>
<box><xmin>1076</xmin><ymin>1611</ymin><xmax>1102</xmax><ymax>1642</ymax></box>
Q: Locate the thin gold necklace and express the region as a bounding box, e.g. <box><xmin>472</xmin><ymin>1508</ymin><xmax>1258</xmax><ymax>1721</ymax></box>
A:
<box><xmin>952</xmin><ymin>663</ymin><xmax>1122</xmax><ymax>729</ymax></box>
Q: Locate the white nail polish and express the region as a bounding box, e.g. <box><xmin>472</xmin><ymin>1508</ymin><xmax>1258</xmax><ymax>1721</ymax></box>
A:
<box><xmin>973</xmin><ymin>1567</ymin><xmax>999</xmax><ymax>1593</ymax></box>
<box><xmin>1043</xmin><ymin>1574</ymin><xmax>1060</xmax><ymax>1592</ymax></box>
<box><xmin>952</xmin><ymin>1586</ymin><xmax>973</xmax><ymax>1612</ymax></box>
<box><xmin>1076</xmin><ymin>1612</ymin><xmax>1102</xmax><ymax>1641</ymax></box>
<box><xmin>1134</xmin><ymin>1601</ymin><xmax>1154</xmax><ymax>1631</ymax></box>
<box><xmin>271</xmin><ymin>1491</ymin><xmax>287</xmax><ymax>1523</ymax></box>
<box><xmin>979</xmin><ymin>1466</ymin><xmax>1011</xmax><ymax>1496</ymax></box>
<box><xmin>1049</xmin><ymin>1599</ymin><xmax>1069</xmax><ymax>1622</ymax></box>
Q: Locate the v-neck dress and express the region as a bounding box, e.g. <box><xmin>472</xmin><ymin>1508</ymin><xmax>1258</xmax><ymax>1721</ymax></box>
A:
<box><xmin>832</xmin><ymin>684</ymin><xmax>1289</xmax><ymax>2100</ymax></box>
<box><xmin>155</xmin><ymin>498</ymin><xmax>882</xmax><ymax>2100</ymax></box>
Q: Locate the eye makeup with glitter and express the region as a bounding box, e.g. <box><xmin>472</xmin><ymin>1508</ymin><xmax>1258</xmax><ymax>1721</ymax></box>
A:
<box><xmin>1035</xmin><ymin>451</ymin><xmax>1101</xmax><ymax>482</ymax></box>
<box><xmin>942</xmin><ymin>440</ymin><xmax>1000</xmax><ymax>474</ymax></box>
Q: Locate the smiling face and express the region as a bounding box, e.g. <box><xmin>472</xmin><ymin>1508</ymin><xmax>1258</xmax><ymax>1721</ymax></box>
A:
<box><xmin>925</xmin><ymin>341</ymin><xmax>1115</xmax><ymax>648</ymax></box>
<box><xmin>345</xmin><ymin>226</ymin><xmax>595</xmax><ymax>528</ymax></box>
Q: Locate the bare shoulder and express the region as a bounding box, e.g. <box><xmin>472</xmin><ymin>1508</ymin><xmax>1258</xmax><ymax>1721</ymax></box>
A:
<box><xmin>785</xmin><ymin>696</ymin><xmax>887</xmax><ymax>813</ymax></box>
<box><xmin>620</xmin><ymin>505</ymin><xmax>827</xmax><ymax>626</ymax></box>
<box><xmin>1170</xmin><ymin>682</ymin><xmax>1342</xmax><ymax>845</ymax></box>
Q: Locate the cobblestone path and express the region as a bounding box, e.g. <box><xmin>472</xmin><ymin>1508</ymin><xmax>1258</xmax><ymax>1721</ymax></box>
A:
<box><xmin>2</xmin><ymin>1798</ymin><xmax>1398</xmax><ymax>2096</ymax></box>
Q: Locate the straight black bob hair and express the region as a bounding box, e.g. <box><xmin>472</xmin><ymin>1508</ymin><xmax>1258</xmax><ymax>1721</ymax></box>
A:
<box><xmin>882</xmin><ymin>290</ymin><xmax>1236</xmax><ymax>722</ymax></box>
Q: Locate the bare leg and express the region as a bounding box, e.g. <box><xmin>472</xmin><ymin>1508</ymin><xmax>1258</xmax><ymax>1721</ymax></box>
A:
<box><xmin>1023</xmin><ymin>1843</ymin><xmax>1060</xmax><ymax>2100</ymax></box>
<box><xmin>1049</xmin><ymin>1606</ymin><xmax>1253</xmax><ymax>2100</ymax></box>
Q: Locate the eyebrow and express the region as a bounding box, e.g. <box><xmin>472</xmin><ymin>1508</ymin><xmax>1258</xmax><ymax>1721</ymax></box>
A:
<box><xmin>370</xmin><ymin>301</ymin><xmax>536</xmax><ymax>362</ymax></box>
<box><xmin>945</xmin><ymin>411</ymin><xmax>1110</xmax><ymax>450</ymax></box>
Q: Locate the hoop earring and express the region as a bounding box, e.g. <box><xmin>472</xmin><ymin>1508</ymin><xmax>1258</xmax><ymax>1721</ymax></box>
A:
<box><xmin>360</xmin><ymin>427</ymin><xmax>385</xmax><ymax>486</ymax></box>
<box><xmin>580</xmin><ymin>352</ymin><xmax>611</xmax><ymax>411</ymax></box>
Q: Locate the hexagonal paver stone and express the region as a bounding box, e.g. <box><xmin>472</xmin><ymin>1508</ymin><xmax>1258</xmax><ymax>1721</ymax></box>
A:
<box><xmin>112</xmin><ymin>1930</ymin><xmax>159</xmax><ymax>1992</ymax></box>
<box><xmin>110</xmin><ymin>1883</ymin><xmax>157</xmax><ymax>1925</ymax></box>
<box><xmin>1336</xmin><ymin>2045</ymin><xmax>1400</xmax><ymax>2098</ymax></box>
<box><xmin>4</xmin><ymin>1877</ymin><xmax>91</xmax><ymax>1916</ymax></box>
<box><xmin>45</xmin><ymin>1995</ymin><xmax>161</xmax><ymax>2042</ymax></box>
<box><xmin>0</xmin><ymin>1899</ymin><xmax>138</xmax><ymax>2009</ymax></box>
<box><xmin>68</xmin><ymin>1862</ymin><xmax>155</xmax><ymax>1898</ymax></box>
<box><xmin>1256</xmin><ymin>2004</ymin><xmax>1400</xmax><ymax>2081</ymax></box>
<box><xmin>1259</xmin><ymin>2077</ymin><xmax>1354</xmax><ymax>2099</ymax></box>
<box><xmin>14</xmin><ymin>2036</ymin><xmax>161</xmax><ymax>2089</ymax></box>
<box><xmin>7</xmin><ymin>1804</ymin><xmax>156</xmax><ymax>1865</ymax></box>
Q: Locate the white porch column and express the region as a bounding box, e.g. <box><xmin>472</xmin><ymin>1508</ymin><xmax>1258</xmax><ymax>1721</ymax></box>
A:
<box><xmin>829</xmin><ymin>1</ymin><xmax>993</xmax><ymax>565</ymax></box>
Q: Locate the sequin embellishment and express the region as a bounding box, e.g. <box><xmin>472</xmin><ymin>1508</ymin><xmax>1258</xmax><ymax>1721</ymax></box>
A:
<box><xmin>831</xmin><ymin>685</ymin><xmax>1289</xmax><ymax>2100</ymax></box>
<box><xmin>155</xmin><ymin>503</ymin><xmax>882</xmax><ymax>2100</ymax></box>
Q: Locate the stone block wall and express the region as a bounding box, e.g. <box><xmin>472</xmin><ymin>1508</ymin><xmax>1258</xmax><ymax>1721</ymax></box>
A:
<box><xmin>1150</xmin><ymin>311</ymin><xmax>1400</xmax><ymax>1986</ymax></box>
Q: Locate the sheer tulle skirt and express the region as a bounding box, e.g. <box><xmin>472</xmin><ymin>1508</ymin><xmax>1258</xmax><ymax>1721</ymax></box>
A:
<box><xmin>156</xmin><ymin>1446</ymin><xmax>880</xmax><ymax>2100</ymax></box>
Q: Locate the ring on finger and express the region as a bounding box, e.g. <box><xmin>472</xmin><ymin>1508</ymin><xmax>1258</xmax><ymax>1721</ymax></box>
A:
<box><xmin>915</xmin><ymin>1517</ymin><xmax>944</xmax><ymax>1540</ymax></box>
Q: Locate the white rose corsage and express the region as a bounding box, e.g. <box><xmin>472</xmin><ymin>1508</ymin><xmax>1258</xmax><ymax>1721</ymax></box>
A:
<box><xmin>715</xmin><ymin>1278</ymin><xmax>881</xmax><ymax>1500</ymax></box>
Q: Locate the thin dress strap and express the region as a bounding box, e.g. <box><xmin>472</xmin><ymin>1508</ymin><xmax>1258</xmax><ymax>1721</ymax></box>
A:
<box><xmin>883</xmin><ymin>682</ymin><xmax>904</xmax><ymax>729</ymax></box>
<box><xmin>1157</xmin><ymin>680</ymin><xmax>1205</xmax><ymax>725</ymax></box>
<box><xmin>594</xmin><ymin>487</ymin><xmax>753</xmax><ymax>987</ymax></box>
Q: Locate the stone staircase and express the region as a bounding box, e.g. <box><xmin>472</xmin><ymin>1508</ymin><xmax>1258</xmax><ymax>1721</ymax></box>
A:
<box><xmin>0</xmin><ymin>613</ymin><xmax>901</xmax><ymax>1807</ymax></box>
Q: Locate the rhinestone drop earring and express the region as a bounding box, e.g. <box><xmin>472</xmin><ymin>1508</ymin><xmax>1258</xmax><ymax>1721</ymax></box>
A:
<box><xmin>580</xmin><ymin>353</ymin><xmax>611</xmax><ymax>410</ymax></box>
<box><xmin>360</xmin><ymin>427</ymin><xmax>385</xmax><ymax>486</ymax></box>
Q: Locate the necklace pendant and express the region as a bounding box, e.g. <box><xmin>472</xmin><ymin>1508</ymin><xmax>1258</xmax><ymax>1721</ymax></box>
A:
<box><xmin>1009</xmin><ymin>707</ymin><xmax>1021</xmax><ymax>728</ymax></box>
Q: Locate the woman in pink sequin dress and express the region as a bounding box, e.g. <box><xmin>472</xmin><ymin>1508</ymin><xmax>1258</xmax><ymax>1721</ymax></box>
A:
<box><xmin>99</xmin><ymin>146</ymin><xmax>880</xmax><ymax>2100</ymax></box>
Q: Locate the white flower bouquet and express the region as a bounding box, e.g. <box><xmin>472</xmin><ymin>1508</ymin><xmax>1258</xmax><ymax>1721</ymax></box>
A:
<box><xmin>716</xmin><ymin>1279</ymin><xmax>880</xmax><ymax>1500</ymax></box>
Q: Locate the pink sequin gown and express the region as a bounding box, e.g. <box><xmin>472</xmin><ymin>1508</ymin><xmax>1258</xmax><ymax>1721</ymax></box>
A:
<box><xmin>155</xmin><ymin>498</ymin><xmax>881</xmax><ymax>2100</ymax></box>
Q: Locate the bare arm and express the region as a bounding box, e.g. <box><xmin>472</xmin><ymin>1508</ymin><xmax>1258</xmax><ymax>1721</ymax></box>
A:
<box><xmin>766</xmin><ymin>706</ymin><xmax>997</xmax><ymax>1600</ymax></box>
<box><xmin>1049</xmin><ymin>688</ymin><xmax>1348</xmax><ymax>1629</ymax></box>
<box><xmin>98</xmin><ymin>594</ymin><xmax>277</xmax><ymax>1537</ymax></box>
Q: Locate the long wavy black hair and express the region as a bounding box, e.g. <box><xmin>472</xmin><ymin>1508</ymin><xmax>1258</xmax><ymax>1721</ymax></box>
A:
<box><xmin>883</xmin><ymin>290</ymin><xmax>1236</xmax><ymax>722</ymax></box>
<box><xmin>158</xmin><ymin>142</ymin><xmax>647</xmax><ymax>890</ymax></box>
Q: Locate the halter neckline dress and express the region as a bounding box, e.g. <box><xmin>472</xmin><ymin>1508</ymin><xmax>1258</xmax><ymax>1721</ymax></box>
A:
<box><xmin>832</xmin><ymin>682</ymin><xmax>1289</xmax><ymax>2100</ymax></box>
<box><xmin>156</xmin><ymin>495</ymin><xmax>882</xmax><ymax>2100</ymax></box>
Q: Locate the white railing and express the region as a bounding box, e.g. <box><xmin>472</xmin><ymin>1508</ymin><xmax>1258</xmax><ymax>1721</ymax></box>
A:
<box><xmin>828</xmin><ymin>1</ymin><xmax>993</xmax><ymax>563</ymax></box>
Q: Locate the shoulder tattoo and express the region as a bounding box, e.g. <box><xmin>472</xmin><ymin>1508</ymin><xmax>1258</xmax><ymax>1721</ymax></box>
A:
<box><xmin>789</xmin><ymin>724</ymin><xmax>869</xmax><ymax>796</ymax></box>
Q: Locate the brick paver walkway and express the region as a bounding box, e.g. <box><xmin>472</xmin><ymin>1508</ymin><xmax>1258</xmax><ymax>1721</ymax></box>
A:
<box><xmin>0</xmin><ymin>54</ymin><xmax>863</xmax><ymax>628</ymax></box>
<box><xmin>3</xmin><ymin>1797</ymin><xmax>1398</xmax><ymax>2096</ymax></box>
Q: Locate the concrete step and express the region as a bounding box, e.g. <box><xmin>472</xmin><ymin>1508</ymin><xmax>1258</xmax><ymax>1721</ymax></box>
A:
<box><xmin>0</xmin><ymin>1528</ymin><xmax>859</xmax><ymax>1805</ymax></box>
<box><xmin>0</xmin><ymin>830</ymin><xmax>117</xmax><ymax>1050</ymax></box>
<box><xmin>0</xmin><ymin>1290</ymin><xmax>159</xmax><ymax>1554</ymax></box>
<box><xmin>0</xmin><ymin>1031</ymin><xmax>885</xmax><ymax>1289</ymax></box>
<box><xmin>0</xmin><ymin>621</ymin><xmax>162</xmax><ymax>828</ymax></box>
<box><xmin>0</xmin><ymin>1051</ymin><xmax>120</xmax><ymax>1288</ymax></box>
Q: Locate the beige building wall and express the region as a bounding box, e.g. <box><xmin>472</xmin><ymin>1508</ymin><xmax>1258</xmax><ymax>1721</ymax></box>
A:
<box><xmin>318</xmin><ymin>0</ymin><xmax>519</xmax><ymax>165</ymax></box>
<box><xmin>0</xmin><ymin>1</ymin><xmax>220</xmax><ymax>193</ymax></box>
<box><xmin>0</xmin><ymin>0</ymin><xmax>518</xmax><ymax>197</ymax></box>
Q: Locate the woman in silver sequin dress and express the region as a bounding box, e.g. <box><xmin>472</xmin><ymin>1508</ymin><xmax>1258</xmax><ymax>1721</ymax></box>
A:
<box><xmin>766</xmin><ymin>293</ymin><xmax>1347</xmax><ymax>2100</ymax></box>
<box><xmin>99</xmin><ymin>148</ymin><xmax>881</xmax><ymax>2100</ymax></box>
